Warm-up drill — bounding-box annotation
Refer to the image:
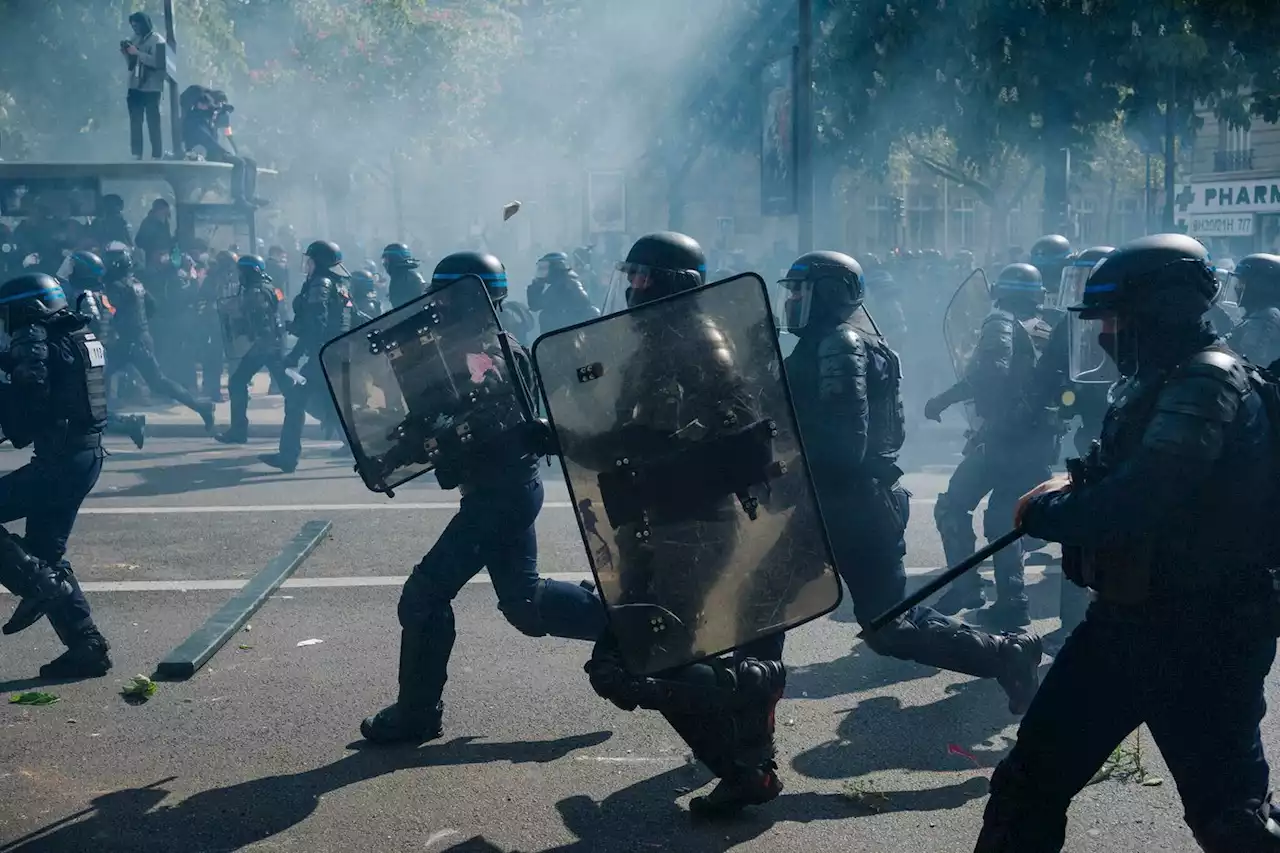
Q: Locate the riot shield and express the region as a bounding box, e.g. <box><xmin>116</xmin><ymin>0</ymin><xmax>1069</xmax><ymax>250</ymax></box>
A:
<box><xmin>218</xmin><ymin>293</ymin><xmax>256</xmax><ymax>376</ymax></box>
<box><xmin>319</xmin><ymin>275</ymin><xmax>536</xmax><ymax>495</ymax></box>
<box><xmin>942</xmin><ymin>269</ymin><xmax>991</xmax><ymax>427</ymax></box>
<box><xmin>532</xmin><ymin>272</ymin><xmax>841</xmax><ymax>675</ymax></box>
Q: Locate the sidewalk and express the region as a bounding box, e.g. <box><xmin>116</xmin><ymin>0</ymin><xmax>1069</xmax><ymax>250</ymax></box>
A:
<box><xmin>113</xmin><ymin>373</ymin><xmax>331</xmax><ymax>440</ymax></box>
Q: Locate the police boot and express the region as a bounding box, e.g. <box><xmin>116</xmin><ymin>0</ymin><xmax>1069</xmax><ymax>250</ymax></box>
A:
<box><xmin>0</xmin><ymin>540</ymin><xmax>72</xmax><ymax>636</ymax></box>
<box><xmin>196</xmin><ymin>400</ymin><xmax>216</xmax><ymax>432</ymax></box>
<box><xmin>687</xmin><ymin>660</ymin><xmax>786</xmax><ymax>819</ymax></box>
<box><xmin>40</xmin><ymin>634</ymin><xmax>112</xmax><ymax>679</ymax></box>
<box><xmin>216</xmin><ymin>428</ymin><xmax>248</xmax><ymax>445</ymax></box>
<box><xmin>994</xmin><ymin>632</ymin><xmax>1043</xmax><ymax>716</ymax></box>
<box><xmin>258</xmin><ymin>453</ymin><xmax>297</xmax><ymax>474</ymax></box>
<box><xmin>360</xmin><ymin>628</ymin><xmax>446</xmax><ymax>745</ymax></box>
<box><xmin>977</xmin><ymin>599</ymin><xmax>1031</xmax><ymax>632</ymax></box>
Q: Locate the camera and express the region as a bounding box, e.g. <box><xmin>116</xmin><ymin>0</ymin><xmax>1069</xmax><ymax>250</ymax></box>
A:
<box><xmin>120</xmin><ymin>39</ymin><xmax>132</xmax><ymax>50</ymax></box>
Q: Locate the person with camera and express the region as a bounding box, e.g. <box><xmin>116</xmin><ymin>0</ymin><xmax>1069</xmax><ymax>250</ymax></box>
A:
<box><xmin>180</xmin><ymin>85</ymin><xmax>263</xmax><ymax>207</ymax></box>
<box><xmin>122</xmin><ymin>12</ymin><xmax>166</xmax><ymax>160</ymax></box>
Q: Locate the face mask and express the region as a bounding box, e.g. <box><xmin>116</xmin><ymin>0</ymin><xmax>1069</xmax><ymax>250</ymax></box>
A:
<box><xmin>1097</xmin><ymin>331</ymin><xmax>1138</xmax><ymax>375</ymax></box>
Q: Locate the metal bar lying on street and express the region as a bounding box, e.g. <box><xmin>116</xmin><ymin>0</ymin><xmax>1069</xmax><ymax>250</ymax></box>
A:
<box><xmin>859</xmin><ymin>527</ymin><xmax>1025</xmax><ymax>637</ymax></box>
<box><xmin>154</xmin><ymin>519</ymin><xmax>333</xmax><ymax>679</ymax></box>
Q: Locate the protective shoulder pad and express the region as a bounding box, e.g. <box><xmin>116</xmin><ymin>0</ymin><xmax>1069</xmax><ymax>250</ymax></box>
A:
<box><xmin>1154</xmin><ymin>350</ymin><xmax>1249</xmax><ymax>425</ymax></box>
<box><xmin>1179</xmin><ymin>349</ymin><xmax>1251</xmax><ymax>397</ymax></box>
<box><xmin>815</xmin><ymin>323</ymin><xmax>863</xmax><ymax>359</ymax></box>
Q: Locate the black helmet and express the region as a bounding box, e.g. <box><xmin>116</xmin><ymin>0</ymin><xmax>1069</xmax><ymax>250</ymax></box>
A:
<box><xmin>1070</xmin><ymin>233</ymin><xmax>1217</xmax><ymax>321</ymax></box>
<box><xmin>65</xmin><ymin>250</ymin><xmax>105</xmax><ymax>283</ymax></box>
<box><xmin>1233</xmin><ymin>253</ymin><xmax>1280</xmax><ymax>311</ymax></box>
<box><xmin>778</xmin><ymin>251</ymin><xmax>865</xmax><ymax>332</ymax></box>
<box><xmin>431</xmin><ymin>251</ymin><xmax>508</xmax><ymax>305</ymax></box>
<box><xmin>613</xmin><ymin>232</ymin><xmax>706</xmax><ymax>309</ymax></box>
<box><xmin>0</xmin><ymin>273</ymin><xmax>69</xmax><ymax>333</ymax></box>
<box><xmin>536</xmin><ymin>251</ymin><xmax>571</xmax><ymax>279</ymax></box>
<box><xmin>1030</xmin><ymin>234</ymin><xmax>1072</xmax><ymax>265</ymax></box>
<box><xmin>237</xmin><ymin>254</ymin><xmax>272</xmax><ymax>284</ymax></box>
<box><xmin>305</xmin><ymin>240</ymin><xmax>349</xmax><ymax>278</ymax></box>
<box><xmin>350</xmin><ymin>269</ymin><xmax>377</xmax><ymax>294</ymax></box>
<box><xmin>102</xmin><ymin>243</ymin><xmax>134</xmax><ymax>279</ymax></box>
<box><xmin>381</xmin><ymin>242</ymin><xmax>418</xmax><ymax>271</ymax></box>
<box><xmin>992</xmin><ymin>262</ymin><xmax>1045</xmax><ymax>306</ymax></box>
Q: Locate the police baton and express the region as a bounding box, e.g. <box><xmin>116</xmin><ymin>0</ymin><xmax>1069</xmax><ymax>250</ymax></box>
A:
<box><xmin>858</xmin><ymin>527</ymin><xmax>1025</xmax><ymax>637</ymax></box>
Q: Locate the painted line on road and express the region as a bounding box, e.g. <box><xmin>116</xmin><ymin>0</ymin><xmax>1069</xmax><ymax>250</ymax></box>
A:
<box><xmin>572</xmin><ymin>755</ymin><xmax>688</xmax><ymax>764</ymax></box>
<box><xmin>2</xmin><ymin>565</ymin><xmax>1057</xmax><ymax>594</ymax></box>
<box><xmin>79</xmin><ymin>497</ymin><xmax>940</xmax><ymax>514</ymax></box>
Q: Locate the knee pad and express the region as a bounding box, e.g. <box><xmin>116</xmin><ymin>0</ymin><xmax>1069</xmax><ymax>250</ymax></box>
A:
<box><xmin>397</xmin><ymin>566</ymin><xmax>454</xmax><ymax>631</ymax></box>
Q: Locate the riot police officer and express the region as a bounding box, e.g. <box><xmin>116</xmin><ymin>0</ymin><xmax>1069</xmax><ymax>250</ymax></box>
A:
<box><xmin>360</xmin><ymin>250</ymin><xmax>606</xmax><ymax>745</ymax></box>
<box><xmin>526</xmin><ymin>250</ymin><xmax>598</xmax><ymax>334</ymax></box>
<box><xmin>976</xmin><ymin>234</ymin><xmax>1280</xmax><ymax>852</ymax></box>
<box><xmin>1228</xmin><ymin>253</ymin><xmax>1280</xmax><ymax>368</ymax></box>
<box><xmin>578</xmin><ymin>232</ymin><xmax>792</xmax><ymax>816</ymax></box>
<box><xmin>99</xmin><ymin>244</ymin><xmax>216</xmax><ymax>431</ymax></box>
<box><xmin>778</xmin><ymin>252</ymin><xmax>1042</xmax><ymax>714</ymax></box>
<box><xmin>216</xmin><ymin>255</ymin><xmax>291</xmax><ymax>445</ymax></box>
<box><xmin>260</xmin><ymin>240</ymin><xmax>352</xmax><ymax>473</ymax></box>
<box><xmin>926</xmin><ymin>263</ymin><xmax>1059</xmax><ymax>629</ymax></box>
<box><xmin>1029</xmin><ymin>233</ymin><xmax>1072</xmax><ymax>310</ymax></box>
<box><xmin>0</xmin><ymin>273</ymin><xmax>112</xmax><ymax>678</ymax></box>
<box><xmin>381</xmin><ymin>242</ymin><xmax>428</xmax><ymax>308</ymax></box>
<box><xmin>349</xmin><ymin>269</ymin><xmax>383</xmax><ymax>323</ymax></box>
<box><xmin>59</xmin><ymin>251</ymin><xmax>146</xmax><ymax>449</ymax></box>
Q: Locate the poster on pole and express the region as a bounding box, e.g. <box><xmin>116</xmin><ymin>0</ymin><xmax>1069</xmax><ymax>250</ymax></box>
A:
<box><xmin>761</xmin><ymin>53</ymin><xmax>797</xmax><ymax>217</ymax></box>
<box><xmin>587</xmin><ymin>171</ymin><xmax>627</xmax><ymax>234</ymax></box>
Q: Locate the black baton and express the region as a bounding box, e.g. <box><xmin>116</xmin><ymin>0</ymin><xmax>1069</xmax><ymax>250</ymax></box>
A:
<box><xmin>859</xmin><ymin>527</ymin><xmax>1025</xmax><ymax>637</ymax></box>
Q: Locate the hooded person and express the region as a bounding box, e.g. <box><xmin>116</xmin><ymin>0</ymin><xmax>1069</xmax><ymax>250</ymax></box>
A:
<box><xmin>122</xmin><ymin>11</ymin><xmax>166</xmax><ymax>160</ymax></box>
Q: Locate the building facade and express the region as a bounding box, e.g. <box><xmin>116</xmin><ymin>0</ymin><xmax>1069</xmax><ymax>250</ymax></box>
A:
<box><xmin>1175</xmin><ymin>106</ymin><xmax>1280</xmax><ymax>261</ymax></box>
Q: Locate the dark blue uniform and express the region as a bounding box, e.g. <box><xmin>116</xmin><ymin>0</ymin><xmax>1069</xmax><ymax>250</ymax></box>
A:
<box><xmin>220</xmin><ymin>272</ymin><xmax>290</xmax><ymax>442</ymax></box>
<box><xmin>0</xmin><ymin>299</ymin><xmax>112</xmax><ymax>678</ymax></box>
<box><xmin>785</xmin><ymin>309</ymin><xmax>1040</xmax><ymax>713</ymax></box>
<box><xmin>364</xmin><ymin>330</ymin><xmax>605</xmax><ymax>742</ymax></box>
<box><xmin>978</xmin><ymin>331</ymin><xmax>1280</xmax><ymax>852</ymax></box>
<box><xmin>932</xmin><ymin>305</ymin><xmax>1059</xmax><ymax>624</ymax></box>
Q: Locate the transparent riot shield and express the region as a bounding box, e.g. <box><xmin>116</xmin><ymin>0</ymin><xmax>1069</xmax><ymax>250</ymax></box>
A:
<box><xmin>1060</xmin><ymin>259</ymin><xmax>1119</xmax><ymax>385</ymax></box>
<box><xmin>218</xmin><ymin>293</ymin><xmax>256</xmax><ymax>376</ymax></box>
<box><xmin>319</xmin><ymin>274</ymin><xmax>536</xmax><ymax>495</ymax></box>
<box><xmin>942</xmin><ymin>269</ymin><xmax>991</xmax><ymax>427</ymax></box>
<box><xmin>532</xmin><ymin>272</ymin><xmax>841</xmax><ymax>675</ymax></box>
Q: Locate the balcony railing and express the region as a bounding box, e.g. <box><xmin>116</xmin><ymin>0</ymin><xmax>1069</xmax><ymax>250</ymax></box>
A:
<box><xmin>1214</xmin><ymin>149</ymin><xmax>1254</xmax><ymax>172</ymax></box>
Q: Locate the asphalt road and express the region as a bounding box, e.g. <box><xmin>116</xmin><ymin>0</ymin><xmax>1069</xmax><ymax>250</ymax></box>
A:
<box><xmin>0</xmin><ymin>429</ymin><xmax>1241</xmax><ymax>853</ymax></box>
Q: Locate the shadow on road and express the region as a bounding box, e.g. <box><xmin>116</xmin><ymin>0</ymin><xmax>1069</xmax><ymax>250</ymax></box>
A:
<box><xmin>0</xmin><ymin>732</ymin><xmax>612</xmax><ymax>853</ymax></box>
<box><xmin>87</xmin><ymin>453</ymin><xmax>355</xmax><ymax>499</ymax></box>
<box><xmin>438</xmin><ymin>766</ymin><xmax>989</xmax><ymax>852</ymax></box>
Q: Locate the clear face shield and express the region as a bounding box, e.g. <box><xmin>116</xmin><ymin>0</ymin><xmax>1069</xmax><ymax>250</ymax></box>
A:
<box><xmin>535</xmin><ymin>259</ymin><xmax>551</xmax><ymax>280</ymax></box>
<box><xmin>602</xmin><ymin>263</ymin><xmax>652</xmax><ymax>316</ymax></box>
<box><xmin>1068</xmin><ymin>309</ymin><xmax>1124</xmax><ymax>383</ymax></box>
<box><xmin>774</xmin><ymin>278</ymin><xmax>810</xmax><ymax>333</ymax></box>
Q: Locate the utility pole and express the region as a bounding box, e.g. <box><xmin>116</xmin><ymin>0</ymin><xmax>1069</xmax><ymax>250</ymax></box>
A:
<box><xmin>796</xmin><ymin>0</ymin><xmax>813</xmax><ymax>253</ymax></box>
<box><xmin>1163</xmin><ymin>66</ymin><xmax>1177</xmax><ymax>231</ymax></box>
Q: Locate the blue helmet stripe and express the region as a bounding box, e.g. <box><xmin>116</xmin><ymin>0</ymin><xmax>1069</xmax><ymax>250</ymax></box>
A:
<box><xmin>431</xmin><ymin>272</ymin><xmax>507</xmax><ymax>282</ymax></box>
<box><xmin>1084</xmin><ymin>282</ymin><xmax>1118</xmax><ymax>293</ymax></box>
<box><xmin>0</xmin><ymin>285</ymin><xmax>64</xmax><ymax>305</ymax></box>
<box><xmin>996</xmin><ymin>280</ymin><xmax>1044</xmax><ymax>290</ymax></box>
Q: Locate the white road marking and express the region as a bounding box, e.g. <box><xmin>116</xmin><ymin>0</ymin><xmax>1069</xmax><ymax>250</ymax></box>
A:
<box><xmin>571</xmin><ymin>755</ymin><xmax>688</xmax><ymax>764</ymax></box>
<box><xmin>79</xmin><ymin>497</ymin><xmax>940</xmax><ymax>514</ymax></box>
<box><xmin>0</xmin><ymin>565</ymin><xmax>1055</xmax><ymax>594</ymax></box>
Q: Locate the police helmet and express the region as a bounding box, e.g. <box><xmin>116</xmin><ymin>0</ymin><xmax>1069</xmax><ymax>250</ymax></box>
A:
<box><xmin>67</xmin><ymin>250</ymin><xmax>106</xmax><ymax>283</ymax></box>
<box><xmin>305</xmin><ymin>240</ymin><xmax>349</xmax><ymax>278</ymax></box>
<box><xmin>1030</xmin><ymin>234</ymin><xmax>1072</xmax><ymax>265</ymax></box>
<box><xmin>1070</xmin><ymin>233</ymin><xmax>1218</xmax><ymax>322</ymax></box>
<box><xmin>992</xmin><ymin>263</ymin><xmax>1045</xmax><ymax>305</ymax></box>
<box><xmin>102</xmin><ymin>242</ymin><xmax>134</xmax><ymax>279</ymax></box>
<box><xmin>614</xmin><ymin>232</ymin><xmax>706</xmax><ymax>308</ymax></box>
<box><xmin>350</xmin><ymin>269</ymin><xmax>378</xmax><ymax>294</ymax></box>
<box><xmin>0</xmin><ymin>273</ymin><xmax>69</xmax><ymax>333</ymax></box>
<box><xmin>237</xmin><ymin>254</ymin><xmax>272</xmax><ymax>284</ymax></box>
<box><xmin>536</xmin><ymin>251</ymin><xmax>571</xmax><ymax>279</ymax></box>
<box><xmin>1233</xmin><ymin>253</ymin><xmax>1280</xmax><ymax>311</ymax></box>
<box><xmin>777</xmin><ymin>251</ymin><xmax>865</xmax><ymax>332</ymax></box>
<box><xmin>381</xmin><ymin>242</ymin><xmax>417</xmax><ymax>271</ymax></box>
<box><xmin>431</xmin><ymin>251</ymin><xmax>508</xmax><ymax>306</ymax></box>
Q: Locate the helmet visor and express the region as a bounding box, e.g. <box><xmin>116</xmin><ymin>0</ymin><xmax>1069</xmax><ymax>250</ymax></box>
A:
<box><xmin>774</xmin><ymin>278</ymin><xmax>813</xmax><ymax>333</ymax></box>
<box><xmin>535</xmin><ymin>259</ymin><xmax>551</xmax><ymax>279</ymax></box>
<box><xmin>603</xmin><ymin>262</ymin><xmax>656</xmax><ymax>315</ymax></box>
<box><xmin>1068</xmin><ymin>310</ymin><xmax>1123</xmax><ymax>383</ymax></box>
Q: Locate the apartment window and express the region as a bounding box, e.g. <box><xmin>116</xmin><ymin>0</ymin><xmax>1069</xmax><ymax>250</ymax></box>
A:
<box><xmin>1076</xmin><ymin>198</ymin><xmax>1098</xmax><ymax>245</ymax></box>
<box><xmin>952</xmin><ymin>197</ymin><xmax>976</xmax><ymax>248</ymax></box>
